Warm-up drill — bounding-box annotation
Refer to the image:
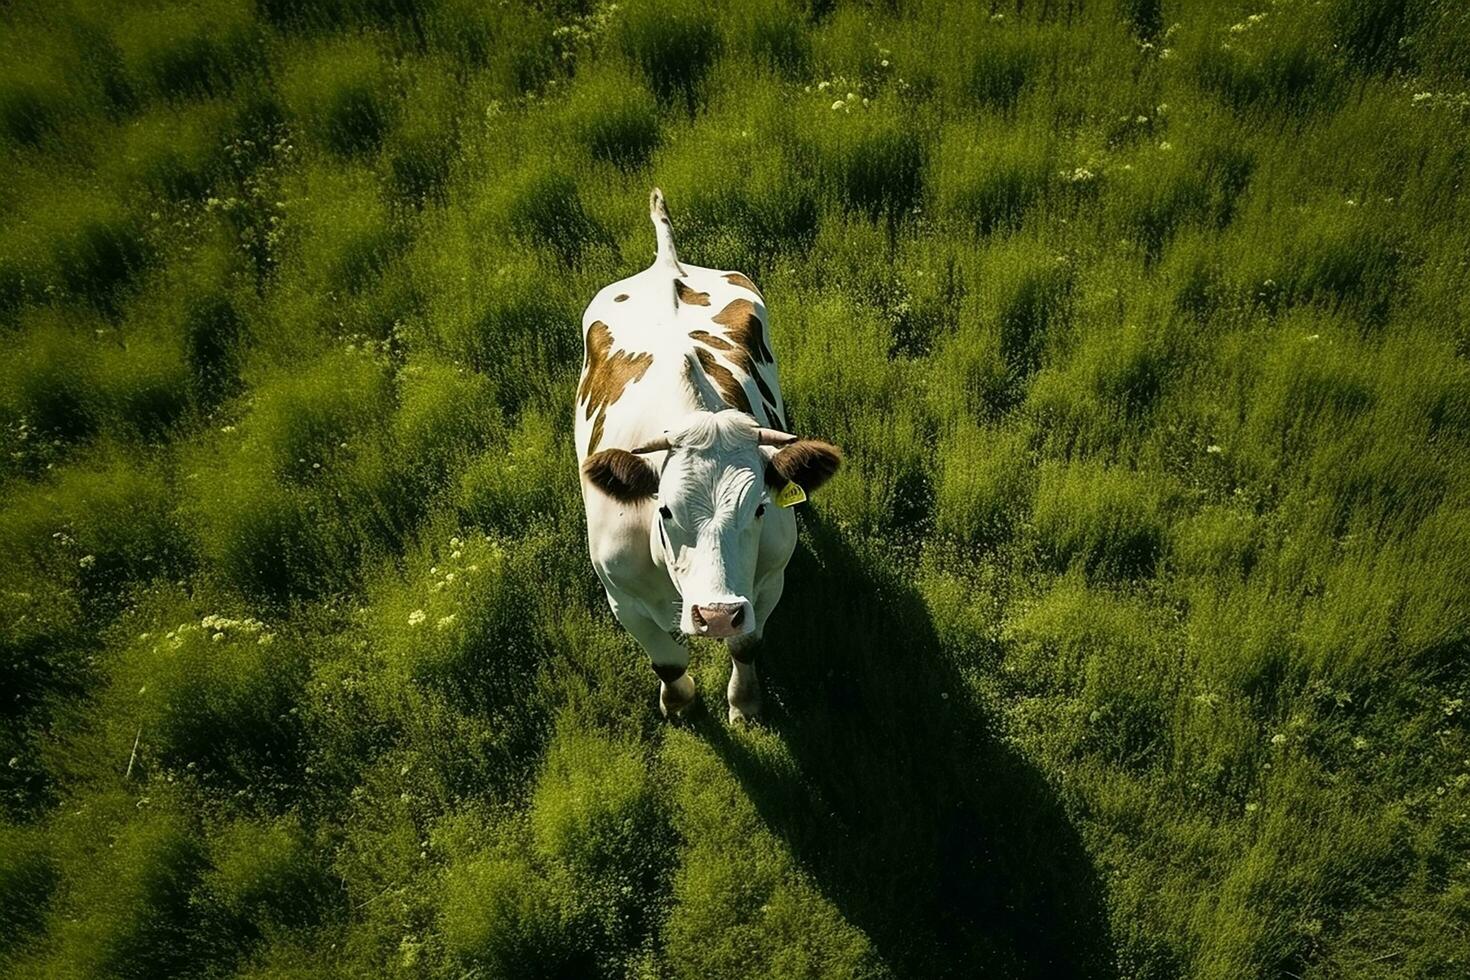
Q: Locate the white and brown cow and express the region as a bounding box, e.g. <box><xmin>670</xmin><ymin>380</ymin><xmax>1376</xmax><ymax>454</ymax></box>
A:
<box><xmin>576</xmin><ymin>189</ymin><xmax>841</xmax><ymax>722</ymax></box>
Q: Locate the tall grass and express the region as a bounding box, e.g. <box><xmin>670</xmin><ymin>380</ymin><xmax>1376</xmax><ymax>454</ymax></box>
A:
<box><xmin>2</xmin><ymin>0</ymin><xmax>1468</xmax><ymax>976</ymax></box>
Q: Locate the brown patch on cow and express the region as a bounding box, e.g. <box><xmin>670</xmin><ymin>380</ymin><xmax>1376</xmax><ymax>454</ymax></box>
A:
<box><xmin>583</xmin><ymin>448</ymin><xmax>659</xmax><ymax>502</ymax></box>
<box><xmin>712</xmin><ymin>299</ymin><xmax>775</xmax><ymax>365</ymax></box>
<box><xmin>723</xmin><ymin>272</ymin><xmax>764</xmax><ymax>300</ymax></box>
<box><xmin>707</xmin><ymin>299</ymin><xmax>782</xmax><ymax>420</ymax></box>
<box><xmin>613</xmin><ymin>293</ymin><xmax>629</xmax><ymax>302</ymax></box>
<box><xmin>589</xmin><ymin>414</ymin><xmax>607</xmax><ymax>455</ymax></box>
<box><xmin>688</xmin><ymin>329</ymin><xmax>733</xmax><ymax>351</ymax></box>
<box><xmin>749</xmin><ymin>369</ymin><xmax>780</xmax><ymax>419</ymax></box>
<box><xmin>762</xmin><ymin>400</ymin><xmax>787</xmax><ymax>431</ymax></box>
<box><xmin>579</xmin><ymin>321</ymin><xmax>654</xmax><ymax>453</ymax></box>
<box><xmin>765</xmin><ymin>439</ymin><xmax>843</xmax><ymax>492</ymax></box>
<box><xmin>675</xmin><ymin>279</ymin><xmax>710</xmax><ymax>307</ymax></box>
<box><xmin>694</xmin><ymin>347</ymin><xmax>752</xmax><ymax>415</ymax></box>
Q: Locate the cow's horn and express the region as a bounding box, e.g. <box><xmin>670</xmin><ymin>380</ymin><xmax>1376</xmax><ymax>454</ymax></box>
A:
<box><xmin>631</xmin><ymin>435</ymin><xmax>673</xmax><ymax>454</ymax></box>
<box><xmin>756</xmin><ymin>427</ymin><xmax>799</xmax><ymax>446</ymax></box>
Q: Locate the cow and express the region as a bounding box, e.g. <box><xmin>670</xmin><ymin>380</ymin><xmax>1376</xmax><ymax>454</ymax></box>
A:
<box><xmin>576</xmin><ymin>188</ymin><xmax>842</xmax><ymax>722</ymax></box>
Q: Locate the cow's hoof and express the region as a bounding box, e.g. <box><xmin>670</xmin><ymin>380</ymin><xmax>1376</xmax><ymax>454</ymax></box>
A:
<box><xmin>659</xmin><ymin>674</ymin><xmax>697</xmax><ymax>720</ymax></box>
<box><xmin>727</xmin><ymin>663</ymin><xmax>761</xmax><ymax>725</ymax></box>
<box><xmin>727</xmin><ymin>699</ymin><xmax>762</xmax><ymax>725</ymax></box>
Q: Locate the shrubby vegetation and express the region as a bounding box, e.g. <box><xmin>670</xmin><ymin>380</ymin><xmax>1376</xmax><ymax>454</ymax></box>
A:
<box><xmin>2</xmin><ymin>0</ymin><xmax>1467</xmax><ymax>976</ymax></box>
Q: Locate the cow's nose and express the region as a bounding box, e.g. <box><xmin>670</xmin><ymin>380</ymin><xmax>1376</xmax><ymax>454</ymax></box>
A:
<box><xmin>690</xmin><ymin>602</ymin><xmax>748</xmax><ymax>638</ymax></box>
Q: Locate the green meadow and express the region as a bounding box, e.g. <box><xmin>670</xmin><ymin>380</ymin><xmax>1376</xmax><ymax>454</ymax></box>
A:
<box><xmin>2</xmin><ymin>0</ymin><xmax>1468</xmax><ymax>975</ymax></box>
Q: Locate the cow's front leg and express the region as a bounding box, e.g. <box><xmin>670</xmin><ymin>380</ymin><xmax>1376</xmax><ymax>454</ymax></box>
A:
<box><xmin>725</xmin><ymin>568</ymin><xmax>784</xmax><ymax>723</ymax></box>
<box><xmin>657</xmin><ymin>662</ymin><xmax>697</xmax><ymax>720</ymax></box>
<box><xmin>726</xmin><ymin>634</ymin><xmax>762</xmax><ymax>723</ymax></box>
<box><xmin>616</xmin><ymin>607</ymin><xmax>697</xmax><ymax>719</ymax></box>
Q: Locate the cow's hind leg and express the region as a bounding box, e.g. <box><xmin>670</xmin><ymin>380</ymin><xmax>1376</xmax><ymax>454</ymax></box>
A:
<box><xmin>726</xmin><ymin>635</ymin><xmax>762</xmax><ymax>724</ymax></box>
<box><xmin>617</xmin><ymin>609</ymin><xmax>697</xmax><ymax>719</ymax></box>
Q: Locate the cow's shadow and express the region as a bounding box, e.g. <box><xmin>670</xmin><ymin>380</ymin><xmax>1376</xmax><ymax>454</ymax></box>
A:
<box><xmin>691</xmin><ymin>512</ymin><xmax>1117</xmax><ymax>978</ymax></box>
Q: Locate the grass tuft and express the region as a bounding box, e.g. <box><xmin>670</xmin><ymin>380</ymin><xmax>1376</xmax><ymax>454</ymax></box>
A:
<box><xmin>505</xmin><ymin>169</ymin><xmax>613</xmax><ymax>268</ymax></box>
<box><xmin>281</xmin><ymin>37</ymin><xmax>394</xmax><ymax>157</ymax></box>
<box><xmin>969</xmin><ymin>31</ymin><xmax>1037</xmax><ymax>112</ymax></box>
<box><xmin>618</xmin><ymin>0</ymin><xmax>723</xmax><ymax>113</ymax></box>
<box><xmin>816</xmin><ymin>107</ymin><xmax>927</xmax><ymax>225</ymax></box>
<box><xmin>1033</xmin><ymin>461</ymin><xmax>1167</xmax><ymax>580</ymax></box>
<box><xmin>567</xmin><ymin>67</ymin><xmax>661</xmax><ymax>171</ymax></box>
<box><xmin>114</xmin><ymin>0</ymin><xmax>259</xmax><ymax>102</ymax></box>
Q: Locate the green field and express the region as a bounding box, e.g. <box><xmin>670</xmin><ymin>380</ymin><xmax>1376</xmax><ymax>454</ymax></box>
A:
<box><xmin>2</xmin><ymin>0</ymin><xmax>1468</xmax><ymax>976</ymax></box>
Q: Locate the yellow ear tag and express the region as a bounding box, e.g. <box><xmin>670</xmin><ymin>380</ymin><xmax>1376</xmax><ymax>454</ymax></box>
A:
<box><xmin>774</xmin><ymin>480</ymin><xmax>807</xmax><ymax>508</ymax></box>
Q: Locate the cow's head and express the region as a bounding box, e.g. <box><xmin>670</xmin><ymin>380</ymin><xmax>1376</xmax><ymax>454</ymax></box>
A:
<box><xmin>583</xmin><ymin>410</ymin><xmax>841</xmax><ymax>638</ymax></box>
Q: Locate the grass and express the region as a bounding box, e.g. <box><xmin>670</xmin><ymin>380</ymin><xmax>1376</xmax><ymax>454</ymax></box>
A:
<box><xmin>1</xmin><ymin>0</ymin><xmax>1468</xmax><ymax>977</ymax></box>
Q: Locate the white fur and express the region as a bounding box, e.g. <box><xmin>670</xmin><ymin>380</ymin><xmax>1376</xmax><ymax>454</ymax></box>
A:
<box><xmin>575</xmin><ymin>194</ymin><xmax>797</xmax><ymax>719</ymax></box>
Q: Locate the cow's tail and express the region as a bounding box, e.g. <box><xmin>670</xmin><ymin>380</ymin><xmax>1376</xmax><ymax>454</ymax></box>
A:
<box><xmin>649</xmin><ymin>187</ymin><xmax>685</xmax><ymax>275</ymax></box>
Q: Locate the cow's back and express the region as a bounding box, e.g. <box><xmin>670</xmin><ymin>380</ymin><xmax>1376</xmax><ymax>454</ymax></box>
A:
<box><xmin>575</xmin><ymin>264</ymin><xmax>786</xmax><ymax>461</ymax></box>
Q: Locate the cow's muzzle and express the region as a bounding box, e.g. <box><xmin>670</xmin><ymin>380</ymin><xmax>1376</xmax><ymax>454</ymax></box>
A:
<box><xmin>689</xmin><ymin>601</ymin><xmax>751</xmax><ymax>638</ymax></box>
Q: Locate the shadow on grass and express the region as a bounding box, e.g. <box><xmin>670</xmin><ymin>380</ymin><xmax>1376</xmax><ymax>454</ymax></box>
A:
<box><xmin>692</xmin><ymin>512</ymin><xmax>1117</xmax><ymax>978</ymax></box>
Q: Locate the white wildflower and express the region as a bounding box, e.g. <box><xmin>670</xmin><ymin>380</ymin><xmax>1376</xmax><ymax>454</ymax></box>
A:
<box><xmin>213</xmin><ymin>632</ymin><xmax>226</xmax><ymax>643</ymax></box>
<box><xmin>1206</xmin><ymin>444</ymin><xmax>1223</xmax><ymax>454</ymax></box>
<box><xmin>436</xmin><ymin>614</ymin><xmax>457</xmax><ymax>631</ymax></box>
<box><xmin>831</xmin><ymin>99</ymin><xmax>845</xmax><ymax>110</ymax></box>
<box><xmin>78</xmin><ymin>554</ymin><xmax>96</xmax><ymax>569</ymax></box>
<box><xmin>408</xmin><ymin>609</ymin><xmax>427</xmax><ymax>627</ymax></box>
<box><xmin>1159</xmin><ymin>141</ymin><xmax>1173</xmax><ymax>151</ymax></box>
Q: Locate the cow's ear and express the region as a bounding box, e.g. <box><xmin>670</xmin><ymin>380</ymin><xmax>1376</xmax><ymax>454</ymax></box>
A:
<box><xmin>584</xmin><ymin>449</ymin><xmax>660</xmax><ymax>502</ymax></box>
<box><xmin>765</xmin><ymin>439</ymin><xmax>842</xmax><ymax>494</ymax></box>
